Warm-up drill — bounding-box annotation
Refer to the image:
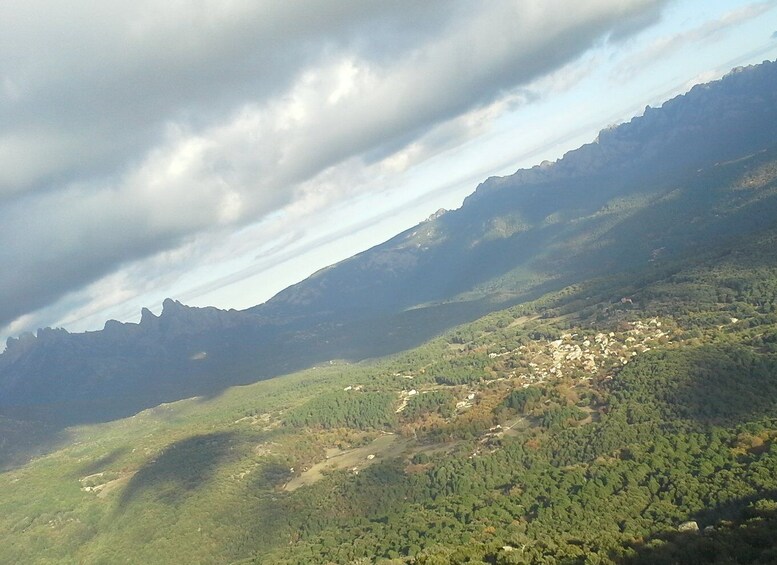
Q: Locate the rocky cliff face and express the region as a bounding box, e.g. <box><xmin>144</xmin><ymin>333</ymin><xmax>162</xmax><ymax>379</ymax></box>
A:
<box><xmin>0</xmin><ymin>299</ymin><xmax>262</xmax><ymax>422</ymax></box>
<box><xmin>262</xmin><ymin>61</ymin><xmax>777</xmax><ymax>321</ymax></box>
<box><xmin>468</xmin><ymin>61</ymin><xmax>777</xmax><ymax>203</ymax></box>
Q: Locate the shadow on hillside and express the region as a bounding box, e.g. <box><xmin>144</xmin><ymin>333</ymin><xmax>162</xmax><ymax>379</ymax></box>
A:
<box><xmin>677</xmin><ymin>346</ymin><xmax>777</xmax><ymax>425</ymax></box>
<box><xmin>189</xmin><ymin>285</ymin><xmax>559</xmax><ymax>407</ymax></box>
<box><xmin>117</xmin><ymin>432</ymin><xmax>238</xmax><ymax>511</ymax></box>
<box><xmin>0</xmin><ymin>290</ymin><xmax>543</xmax><ymax>471</ymax></box>
<box><xmin>0</xmin><ymin>418</ymin><xmax>72</xmax><ymax>472</ymax></box>
<box><xmin>5</xmin><ymin>166</ymin><xmax>777</xmax><ymax>468</ymax></box>
<box><xmin>619</xmin><ymin>494</ymin><xmax>777</xmax><ymax>564</ymax></box>
<box><xmin>77</xmin><ymin>446</ymin><xmax>129</xmax><ymax>478</ymax></box>
<box><xmin>617</xmin><ymin>343</ymin><xmax>777</xmax><ymax>427</ymax></box>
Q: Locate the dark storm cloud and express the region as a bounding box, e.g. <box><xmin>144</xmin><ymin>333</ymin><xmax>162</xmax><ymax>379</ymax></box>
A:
<box><xmin>0</xmin><ymin>0</ymin><xmax>457</xmax><ymax>197</ymax></box>
<box><xmin>0</xmin><ymin>0</ymin><xmax>668</xmax><ymax>334</ymax></box>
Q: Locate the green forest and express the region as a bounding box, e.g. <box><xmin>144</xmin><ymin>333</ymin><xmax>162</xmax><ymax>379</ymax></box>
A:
<box><xmin>2</xmin><ymin>223</ymin><xmax>777</xmax><ymax>564</ymax></box>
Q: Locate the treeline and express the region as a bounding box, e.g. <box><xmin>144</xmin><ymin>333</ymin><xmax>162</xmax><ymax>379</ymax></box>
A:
<box><xmin>256</xmin><ymin>232</ymin><xmax>777</xmax><ymax>563</ymax></box>
<box><xmin>402</xmin><ymin>391</ymin><xmax>455</xmax><ymax>421</ymax></box>
<box><xmin>258</xmin><ymin>338</ymin><xmax>777</xmax><ymax>564</ymax></box>
<box><xmin>503</xmin><ymin>386</ymin><xmax>543</xmax><ymax>413</ymax></box>
<box><xmin>284</xmin><ymin>391</ymin><xmax>395</xmax><ymax>430</ymax></box>
<box><xmin>432</xmin><ymin>354</ymin><xmax>490</xmax><ymax>386</ymax></box>
<box><xmin>7</xmin><ymin>215</ymin><xmax>777</xmax><ymax>565</ymax></box>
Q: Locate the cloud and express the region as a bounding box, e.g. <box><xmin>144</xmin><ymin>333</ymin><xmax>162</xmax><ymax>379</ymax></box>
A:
<box><xmin>0</xmin><ymin>0</ymin><xmax>668</xmax><ymax>336</ymax></box>
<box><xmin>616</xmin><ymin>1</ymin><xmax>777</xmax><ymax>78</ymax></box>
<box><xmin>1</xmin><ymin>0</ymin><xmax>459</xmax><ymax>199</ymax></box>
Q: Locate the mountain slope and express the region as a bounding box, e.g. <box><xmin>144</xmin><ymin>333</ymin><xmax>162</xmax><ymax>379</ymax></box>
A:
<box><xmin>261</xmin><ymin>60</ymin><xmax>777</xmax><ymax>320</ymax></box>
<box><xmin>2</xmin><ymin>224</ymin><xmax>777</xmax><ymax>564</ymax></box>
<box><xmin>1</xmin><ymin>60</ymin><xmax>777</xmax><ymax>432</ymax></box>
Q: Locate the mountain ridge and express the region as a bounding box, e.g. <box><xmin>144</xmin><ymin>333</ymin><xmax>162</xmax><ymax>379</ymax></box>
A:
<box><xmin>470</xmin><ymin>62</ymin><xmax>777</xmax><ymax>199</ymax></box>
<box><xmin>263</xmin><ymin>60</ymin><xmax>777</xmax><ymax>319</ymax></box>
<box><xmin>2</xmin><ymin>59</ymin><xmax>777</xmax><ymax>429</ymax></box>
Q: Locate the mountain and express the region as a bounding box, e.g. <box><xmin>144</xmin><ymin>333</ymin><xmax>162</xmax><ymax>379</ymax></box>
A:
<box><xmin>2</xmin><ymin>208</ymin><xmax>777</xmax><ymax>563</ymax></box>
<box><xmin>2</xmin><ymin>60</ymin><xmax>777</xmax><ymax>430</ymax></box>
<box><xmin>3</xmin><ymin>61</ymin><xmax>777</xmax><ymax>563</ymax></box>
<box><xmin>261</xmin><ymin>60</ymin><xmax>777</xmax><ymax>320</ymax></box>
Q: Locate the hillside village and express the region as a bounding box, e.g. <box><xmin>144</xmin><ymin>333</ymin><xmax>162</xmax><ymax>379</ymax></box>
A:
<box><xmin>280</xmin><ymin>315</ymin><xmax>683</xmax><ymax>483</ymax></box>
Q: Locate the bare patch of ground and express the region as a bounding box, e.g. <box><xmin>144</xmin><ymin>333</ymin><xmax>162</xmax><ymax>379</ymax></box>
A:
<box><xmin>284</xmin><ymin>434</ymin><xmax>409</xmax><ymax>491</ymax></box>
<box><xmin>79</xmin><ymin>471</ymin><xmax>135</xmax><ymax>499</ymax></box>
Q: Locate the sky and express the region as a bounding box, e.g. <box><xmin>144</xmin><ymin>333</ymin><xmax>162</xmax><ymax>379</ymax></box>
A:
<box><xmin>2</xmin><ymin>0</ymin><xmax>777</xmax><ymax>346</ymax></box>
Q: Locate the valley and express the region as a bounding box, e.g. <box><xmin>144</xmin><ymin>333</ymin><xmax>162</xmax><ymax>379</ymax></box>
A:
<box><xmin>1</xmin><ymin>61</ymin><xmax>777</xmax><ymax>564</ymax></box>
<box><xmin>2</xmin><ymin>224</ymin><xmax>777</xmax><ymax>563</ymax></box>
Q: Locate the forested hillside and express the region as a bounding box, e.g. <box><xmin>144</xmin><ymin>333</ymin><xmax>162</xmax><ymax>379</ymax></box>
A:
<box><xmin>2</xmin><ymin>60</ymin><xmax>777</xmax><ymax>564</ymax></box>
<box><xmin>2</xmin><ymin>222</ymin><xmax>777</xmax><ymax>563</ymax></box>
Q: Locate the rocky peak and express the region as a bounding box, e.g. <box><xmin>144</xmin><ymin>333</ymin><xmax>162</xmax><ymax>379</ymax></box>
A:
<box><xmin>4</xmin><ymin>332</ymin><xmax>37</xmax><ymax>357</ymax></box>
<box><xmin>35</xmin><ymin>327</ymin><xmax>69</xmax><ymax>341</ymax></box>
<box><xmin>1</xmin><ymin>327</ymin><xmax>70</xmax><ymax>367</ymax></box>
<box><xmin>466</xmin><ymin>59</ymin><xmax>777</xmax><ymax>204</ymax></box>
<box><xmin>139</xmin><ymin>307</ymin><xmax>158</xmax><ymax>326</ymax></box>
<box><xmin>161</xmin><ymin>298</ymin><xmax>186</xmax><ymax>316</ymax></box>
<box><xmin>103</xmin><ymin>319</ymin><xmax>124</xmax><ymax>331</ymax></box>
<box><xmin>426</xmin><ymin>208</ymin><xmax>447</xmax><ymax>222</ymax></box>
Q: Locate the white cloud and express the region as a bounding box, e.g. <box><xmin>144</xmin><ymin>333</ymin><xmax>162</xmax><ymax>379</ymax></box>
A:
<box><xmin>616</xmin><ymin>1</ymin><xmax>777</xmax><ymax>78</ymax></box>
<box><xmin>0</xmin><ymin>0</ymin><xmax>670</xmax><ymax>338</ymax></box>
